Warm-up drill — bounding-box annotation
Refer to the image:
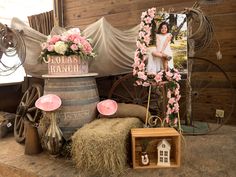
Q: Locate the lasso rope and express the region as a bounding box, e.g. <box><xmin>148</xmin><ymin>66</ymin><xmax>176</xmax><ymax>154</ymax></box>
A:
<box><xmin>183</xmin><ymin>4</ymin><xmax>214</xmax><ymax>51</ymax></box>
<box><xmin>0</xmin><ymin>24</ymin><xmax>26</xmax><ymax>76</ymax></box>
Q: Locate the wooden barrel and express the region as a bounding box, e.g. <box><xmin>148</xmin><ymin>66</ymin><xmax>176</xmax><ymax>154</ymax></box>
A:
<box><xmin>43</xmin><ymin>74</ymin><xmax>99</xmax><ymax>140</ymax></box>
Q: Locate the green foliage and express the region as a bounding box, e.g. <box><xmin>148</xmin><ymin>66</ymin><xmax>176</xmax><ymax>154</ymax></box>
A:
<box><xmin>171</xmin><ymin>38</ymin><xmax>187</xmax><ymax>71</ymax></box>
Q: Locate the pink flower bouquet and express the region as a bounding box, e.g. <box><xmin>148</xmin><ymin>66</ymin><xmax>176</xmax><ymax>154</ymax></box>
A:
<box><xmin>39</xmin><ymin>28</ymin><xmax>96</xmax><ymax>63</ymax></box>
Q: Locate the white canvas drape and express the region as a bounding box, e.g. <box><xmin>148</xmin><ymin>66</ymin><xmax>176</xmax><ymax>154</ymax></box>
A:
<box><xmin>11</xmin><ymin>17</ymin><xmax>48</xmax><ymax>77</ymax></box>
<box><xmin>83</xmin><ymin>17</ymin><xmax>139</xmax><ymax>76</ymax></box>
<box><xmin>10</xmin><ymin>17</ymin><xmax>139</xmax><ymax>77</ymax></box>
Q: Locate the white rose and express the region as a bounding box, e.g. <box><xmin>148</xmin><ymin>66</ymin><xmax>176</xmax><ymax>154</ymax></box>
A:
<box><xmin>68</xmin><ymin>28</ymin><xmax>81</xmax><ymax>34</ymax></box>
<box><xmin>54</xmin><ymin>41</ymin><xmax>68</xmax><ymax>55</ymax></box>
<box><xmin>62</xmin><ymin>28</ymin><xmax>81</xmax><ymax>35</ymax></box>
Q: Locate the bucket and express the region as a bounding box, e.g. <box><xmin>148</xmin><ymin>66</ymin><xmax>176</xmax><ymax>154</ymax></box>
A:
<box><xmin>43</xmin><ymin>74</ymin><xmax>99</xmax><ymax>140</ymax></box>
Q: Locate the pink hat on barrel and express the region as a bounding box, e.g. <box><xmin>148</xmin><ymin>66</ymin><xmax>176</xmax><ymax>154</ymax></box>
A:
<box><xmin>97</xmin><ymin>99</ymin><xmax>118</xmax><ymax>116</ymax></box>
<box><xmin>35</xmin><ymin>94</ymin><xmax>62</xmax><ymax>112</ymax></box>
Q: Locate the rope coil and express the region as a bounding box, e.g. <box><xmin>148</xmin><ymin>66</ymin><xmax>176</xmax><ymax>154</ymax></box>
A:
<box><xmin>0</xmin><ymin>24</ymin><xmax>26</xmax><ymax>76</ymax></box>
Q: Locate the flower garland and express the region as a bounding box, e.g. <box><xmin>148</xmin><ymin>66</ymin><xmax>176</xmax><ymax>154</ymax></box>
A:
<box><xmin>133</xmin><ymin>7</ymin><xmax>181</xmax><ymax>126</ymax></box>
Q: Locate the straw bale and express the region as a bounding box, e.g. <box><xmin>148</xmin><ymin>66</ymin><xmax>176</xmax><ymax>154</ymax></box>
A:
<box><xmin>72</xmin><ymin>117</ymin><xmax>143</xmax><ymax>177</ymax></box>
<box><xmin>0</xmin><ymin>112</ymin><xmax>15</xmax><ymax>138</ymax></box>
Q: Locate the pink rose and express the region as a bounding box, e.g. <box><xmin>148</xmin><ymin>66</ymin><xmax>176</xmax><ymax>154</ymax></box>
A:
<box><xmin>80</xmin><ymin>40</ymin><xmax>92</xmax><ymax>54</ymax></box>
<box><xmin>133</xmin><ymin>69</ymin><xmax>138</xmax><ymax>75</ymax></box>
<box><xmin>134</xmin><ymin>50</ymin><xmax>140</xmax><ymax>58</ymax></box>
<box><xmin>141</xmin><ymin>12</ymin><xmax>147</xmax><ymax>20</ymax></box>
<box><xmin>166</xmin><ymin>106</ymin><xmax>172</xmax><ymax>114</ymax></box>
<box><xmin>144</xmin><ymin>35</ymin><xmax>150</xmax><ymax>44</ymax></box>
<box><xmin>174</xmin><ymin>118</ymin><xmax>178</xmax><ymax>124</ymax></box>
<box><xmin>165</xmin><ymin>117</ymin><xmax>170</xmax><ymax>123</ymax></box>
<box><xmin>173</xmin><ymin>103</ymin><xmax>179</xmax><ymax>112</ymax></box>
<box><xmin>138</xmin><ymin>62</ymin><xmax>145</xmax><ymax>70</ymax></box>
<box><xmin>47</xmin><ymin>45</ymin><xmax>54</xmax><ymax>52</ymax></box>
<box><xmin>136</xmin><ymin>80</ymin><xmax>142</xmax><ymax>85</ymax></box>
<box><xmin>168</xmin><ymin>97</ymin><xmax>175</xmax><ymax>105</ymax></box>
<box><xmin>67</xmin><ymin>34</ymin><xmax>77</xmax><ymax>42</ymax></box>
<box><xmin>70</xmin><ymin>44</ymin><xmax>78</xmax><ymax>51</ymax></box>
<box><xmin>175</xmin><ymin>88</ymin><xmax>180</xmax><ymax>96</ymax></box>
<box><xmin>143</xmin><ymin>25</ymin><xmax>151</xmax><ymax>33</ymax></box>
<box><xmin>61</xmin><ymin>35</ymin><xmax>68</xmax><ymax>42</ymax></box>
<box><xmin>143</xmin><ymin>82</ymin><xmax>150</xmax><ymax>87</ymax></box>
<box><xmin>137</xmin><ymin>72</ymin><xmax>147</xmax><ymax>80</ymax></box>
<box><xmin>140</xmin><ymin>45</ymin><xmax>147</xmax><ymax>54</ymax></box>
<box><xmin>144</xmin><ymin>17</ymin><xmax>152</xmax><ymax>24</ymax></box>
<box><xmin>139</xmin><ymin>22</ymin><xmax>145</xmax><ymax>29</ymax></box>
<box><xmin>138</xmin><ymin>31</ymin><xmax>145</xmax><ymax>39</ymax></box>
<box><xmin>173</xmin><ymin>73</ymin><xmax>181</xmax><ymax>81</ymax></box>
<box><xmin>176</xmin><ymin>95</ymin><xmax>181</xmax><ymax>101</ymax></box>
<box><xmin>132</xmin><ymin>60</ymin><xmax>140</xmax><ymax>68</ymax></box>
<box><xmin>148</xmin><ymin>8</ymin><xmax>156</xmax><ymax>18</ymax></box>
<box><xmin>167</xmin><ymin>90</ymin><xmax>172</xmax><ymax>99</ymax></box>
<box><xmin>154</xmin><ymin>73</ymin><xmax>162</xmax><ymax>83</ymax></box>
<box><xmin>48</xmin><ymin>35</ymin><xmax>60</xmax><ymax>44</ymax></box>
<box><xmin>134</xmin><ymin>56</ymin><xmax>140</xmax><ymax>62</ymax></box>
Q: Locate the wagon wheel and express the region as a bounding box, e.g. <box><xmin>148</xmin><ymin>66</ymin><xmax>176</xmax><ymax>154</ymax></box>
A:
<box><xmin>180</xmin><ymin>57</ymin><xmax>235</xmax><ymax>135</ymax></box>
<box><xmin>14</xmin><ymin>84</ymin><xmax>43</xmax><ymax>143</ymax></box>
<box><xmin>108</xmin><ymin>73</ymin><xmax>165</xmax><ymax>117</ymax></box>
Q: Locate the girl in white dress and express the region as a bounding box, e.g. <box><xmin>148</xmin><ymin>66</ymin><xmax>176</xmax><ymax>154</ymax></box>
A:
<box><xmin>147</xmin><ymin>22</ymin><xmax>173</xmax><ymax>73</ymax></box>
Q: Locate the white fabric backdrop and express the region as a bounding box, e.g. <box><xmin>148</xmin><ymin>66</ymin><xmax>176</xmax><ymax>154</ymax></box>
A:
<box><xmin>11</xmin><ymin>17</ymin><xmax>140</xmax><ymax>77</ymax></box>
<box><xmin>83</xmin><ymin>17</ymin><xmax>139</xmax><ymax>76</ymax></box>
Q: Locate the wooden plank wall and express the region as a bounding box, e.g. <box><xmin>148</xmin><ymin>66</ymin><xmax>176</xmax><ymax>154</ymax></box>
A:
<box><xmin>188</xmin><ymin>0</ymin><xmax>236</xmax><ymax>125</ymax></box>
<box><xmin>61</xmin><ymin>0</ymin><xmax>236</xmax><ymax>124</ymax></box>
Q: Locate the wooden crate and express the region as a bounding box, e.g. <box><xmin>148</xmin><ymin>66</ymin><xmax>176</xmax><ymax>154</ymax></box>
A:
<box><xmin>131</xmin><ymin>127</ymin><xmax>181</xmax><ymax>169</ymax></box>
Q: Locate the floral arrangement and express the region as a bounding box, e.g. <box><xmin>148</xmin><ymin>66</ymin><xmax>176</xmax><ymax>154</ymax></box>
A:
<box><xmin>39</xmin><ymin>28</ymin><xmax>96</xmax><ymax>63</ymax></box>
<box><xmin>133</xmin><ymin>7</ymin><xmax>181</xmax><ymax>127</ymax></box>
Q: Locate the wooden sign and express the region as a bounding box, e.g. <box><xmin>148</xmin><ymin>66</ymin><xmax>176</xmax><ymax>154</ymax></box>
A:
<box><xmin>47</xmin><ymin>55</ymin><xmax>88</xmax><ymax>75</ymax></box>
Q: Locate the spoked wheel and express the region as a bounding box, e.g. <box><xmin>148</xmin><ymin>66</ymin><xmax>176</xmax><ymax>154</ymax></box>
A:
<box><xmin>108</xmin><ymin>73</ymin><xmax>165</xmax><ymax>117</ymax></box>
<box><xmin>14</xmin><ymin>84</ymin><xmax>43</xmax><ymax>143</ymax></box>
<box><xmin>180</xmin><ymin>57</ymin><xmax>235</xmax><ymax>135</ymax></box>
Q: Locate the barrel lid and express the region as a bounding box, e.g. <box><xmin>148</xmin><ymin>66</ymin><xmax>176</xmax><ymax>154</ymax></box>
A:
<box><xmin>35</xmin><ymin>94</ymin><xmax>62</xmax><ymax>112</ymax></box>
<box><xmin>42</xmin><ymin>73</ymin><xmax>98</xmax><ymax>78</ymax></box>
<box><xmin>97</xmin><ymin>99</ymin><xmax>118</xmax><ymax>116</ymax></box>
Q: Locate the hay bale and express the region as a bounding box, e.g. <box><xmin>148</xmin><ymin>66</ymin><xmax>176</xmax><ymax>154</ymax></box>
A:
<box><xmin>0</xmin><ymin>112</ymin><xmax>15</xmax><ymax>138</ymax></box>
<box><xmin>72</xmin><ymin>117</ymin><xmax>143</xmax><ymax>177</ymax></box>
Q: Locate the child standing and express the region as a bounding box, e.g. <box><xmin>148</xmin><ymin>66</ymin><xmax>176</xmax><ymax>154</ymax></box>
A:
<box><xmin>149</xmin><ymin>22</ymin><xmax>174</xmax><ymax>72</ymax></box>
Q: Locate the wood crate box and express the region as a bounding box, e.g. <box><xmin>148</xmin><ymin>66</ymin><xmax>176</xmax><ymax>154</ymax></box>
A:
<box><xmin>131</xmin><ymin>127</ymin><xmax>181</xmax><ymax>169</ymax></box>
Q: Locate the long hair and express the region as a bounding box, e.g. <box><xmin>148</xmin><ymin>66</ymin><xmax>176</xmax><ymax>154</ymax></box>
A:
<box><xmin>157</xmin><ymin>21</ymin><xmax>170</xmax><ymax>34</ymax></box>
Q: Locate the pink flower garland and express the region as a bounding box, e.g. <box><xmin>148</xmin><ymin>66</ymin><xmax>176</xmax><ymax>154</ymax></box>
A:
<box><xmin>133</xmin><ymin>7</ymin><xmax>181</xmax><ymax>127</ymax></box>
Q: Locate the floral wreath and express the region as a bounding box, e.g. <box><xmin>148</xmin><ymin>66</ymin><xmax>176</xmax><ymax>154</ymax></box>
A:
<box><xmin>132</xmin><ymin>7</ymin><xmax>181</xmax><ymax>127</ymax></box>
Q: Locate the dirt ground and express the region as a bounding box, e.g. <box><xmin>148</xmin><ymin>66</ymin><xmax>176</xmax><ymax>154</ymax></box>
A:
<box><xmin>0</xmin><ymin>125</ymin><xmax>236</xmax><ymax>177</ymax></box>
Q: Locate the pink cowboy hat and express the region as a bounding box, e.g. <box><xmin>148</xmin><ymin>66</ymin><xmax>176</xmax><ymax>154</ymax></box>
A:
<box><xmin>35</xmin><ymin>94</ymin><xmax>62</xmax><ymax>112</ymax></box>
<box><xmin>97</xmin><ymin>99</ymin><xmax>118</xmax><ymax>116</ymax></box>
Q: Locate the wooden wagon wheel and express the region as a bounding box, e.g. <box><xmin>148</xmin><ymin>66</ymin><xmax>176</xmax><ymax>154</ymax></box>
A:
<box><xmin>108</xmin><ymin>57</ymin><xmax>235</xmax><ymax>134</ymax></box>
<box><xmin>14</xmin><ymin>84</ymin><xmax>43</xmax><ymax>143</ymax></box>
<box><xmin>180</xmin><ymin>57</ymin><xmax>235</xmax><ymax>135</ymax></box>
<box><xmin>108</xmin><ymin>73</ymin><xmax>165</xmax><ymax>117</ymax></box>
